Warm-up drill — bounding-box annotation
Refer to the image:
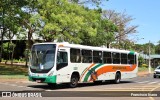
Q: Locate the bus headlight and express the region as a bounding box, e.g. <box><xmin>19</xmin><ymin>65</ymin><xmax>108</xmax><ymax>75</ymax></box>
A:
<box><xmin>48</xmin><ymin>71</ymin><xmax>54</xmax><ymax>76</ymax></box>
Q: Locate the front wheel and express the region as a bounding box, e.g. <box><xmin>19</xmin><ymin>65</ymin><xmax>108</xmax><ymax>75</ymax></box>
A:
<box><xmin>153</xmin><ymin>75</ymin><xmax>156</xmax><ymax>78</ymax></box>
<box><xmin>114</xmin><ymin>73</ymin><xmax>121</xmax><ymax>84</ymax></box>
<box><xmin>68</xmin><ymin>75</ymin><xmax>78</xmax><ymax>88</ymax></box>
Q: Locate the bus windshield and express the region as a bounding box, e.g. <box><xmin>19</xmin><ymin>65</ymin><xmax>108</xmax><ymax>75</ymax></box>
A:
<box><xmin>30</xmin><ymin>44</ymin><xmax>56</xmax><ymax>70</ymax></box>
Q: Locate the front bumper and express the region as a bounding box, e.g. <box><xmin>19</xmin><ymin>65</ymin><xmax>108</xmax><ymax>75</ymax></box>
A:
<box><xmin>29</xmin><ymin>75</ymin><xmax>57</xmax><ymax>83</ymax></box>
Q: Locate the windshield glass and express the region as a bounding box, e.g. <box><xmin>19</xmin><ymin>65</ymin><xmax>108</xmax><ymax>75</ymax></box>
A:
<box><xmin>156</xmin><ymin>66</ymin><xmax>160</xmax><ymax>69</ymax></box>
<box><xmin>30</xmin><ymin>44</ymin><xmax>56</xmax><ymax>70</ymax></box>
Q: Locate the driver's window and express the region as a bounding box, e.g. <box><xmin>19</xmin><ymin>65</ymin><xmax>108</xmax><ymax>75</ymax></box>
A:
<box><xmin>57</xmin><ymin>51</ymin><xmax>68</xmax><ymax>70</ymax></box>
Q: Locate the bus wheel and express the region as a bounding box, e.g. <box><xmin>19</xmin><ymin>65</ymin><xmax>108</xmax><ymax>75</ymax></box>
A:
<box><xmin>69</xmin><ymin>75</ymin><xmax>78</xmax><ymax>88</ymax></box>
<box><xmin>114</xmin><ymin>72</ymin><xmax>121</xmax><ymax>84</ymax></box>
<box><xmin>48</xmin><ymin>83</ymin><xmax>56</xmax><ymax>88</ymax></box>
<box><xmin>153</xmin><ymin>74</ymin><xmax>156</xmax><ymax>78</ymax></box>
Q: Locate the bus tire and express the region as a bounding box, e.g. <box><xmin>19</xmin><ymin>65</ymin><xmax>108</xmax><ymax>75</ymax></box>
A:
<box><xmin>114</xmin><ymin>72</ymin><xmax>121</xmax><ymax>84</ymax></box>
<box><xmin>69</xmin><ymin>75</ymin><xmax>78</xmax><ymax>88</ymax></box>
<box><xmin>48</xmin><ymin>83</ymin><xmax>56</xmax><ymax>88</ymax></box>
<box><xmin>153</xmin><ymin>75</ymin><xmax>156</xmax><ymax>78</ymax></box>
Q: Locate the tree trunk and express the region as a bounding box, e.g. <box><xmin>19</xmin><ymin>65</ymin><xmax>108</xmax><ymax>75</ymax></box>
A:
<box><xmin>0</xmin><ymin>33</ymin><xmax>4</xmax><ymax>62</ymax></box>
<box><xmin>0</xmin><ymin>4</ymin><xmax>5</xmax><ymax>62</ymax></box>
<box><xmin>5</xmin><ymin>42</ymin><xmax>10</xmax><ymax>64</ymax></box>
<box><xmin>10</xmin><ymin>39</ymin><xmax>14</xmax><ymax>66</ymax></box>
<box><xmin>11</xmin><ymin>41</ymin><xmax>15</xmax><ymax>66</ymax></box>
<box><xmin>25</xmin><ymin>31</ymin><xmax>32</xmax><ymax>67</ymax></box>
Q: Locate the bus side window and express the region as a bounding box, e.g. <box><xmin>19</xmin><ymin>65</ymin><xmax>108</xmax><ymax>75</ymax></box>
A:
<box><xmin>103</xmin><ymin>52</ymin><xmax>112</xmax><ymax>64</ymax></box>
<box><xmin>93</xmin><ymin>51</ymin><xmax>102</xmax><ymax>63</ymax></box>
<box><xmin>128</xmin><ymin>54</ymin><xmax>134</xmax><ymax>64</ymax></box>
<box><xmin>121</xmin><ymin>53</ymin><xmax>127</xmax><ymax>64</ymax></box>
<box><xmin>82</xmin><ymin>50</ymin><xmax>92</xmax><ymax>63</ymax></box>
<box><xmin>70</xmin><ymin>48</ymin><xmax>81</xmax><ymax>63</ymax></box>
<box><xmin>57</xmin><ymin>52</ymin><xmax>68</xmax><ymax>70</ymax></box>
<box><xmin>112</xmin><ymin>52</ymin><xmax>120</xmax><ymax>64</ymax></box>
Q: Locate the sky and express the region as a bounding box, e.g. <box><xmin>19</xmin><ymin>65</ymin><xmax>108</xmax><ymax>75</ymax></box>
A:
<box><xmin>99</xmin><ymin>0</ymin><xmax>160</xmax><ymax>45</ymax></box>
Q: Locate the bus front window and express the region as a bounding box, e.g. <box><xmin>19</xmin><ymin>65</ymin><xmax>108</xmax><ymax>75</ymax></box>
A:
<box><xmin>30</xmin><ymin>44</ymin><xmax>56</xmax><ymax>71</ymax></box>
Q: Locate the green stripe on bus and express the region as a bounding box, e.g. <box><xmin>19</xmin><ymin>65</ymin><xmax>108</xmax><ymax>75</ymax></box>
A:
<box><xmin>83</xmin><ymin>63</ymin><xmax>103</xmax><ymax>82</ymax></box>
<box><xmin>129</xmin><ymin>51</ymin><xmax>135</xmax><ymax>55</ymax></box>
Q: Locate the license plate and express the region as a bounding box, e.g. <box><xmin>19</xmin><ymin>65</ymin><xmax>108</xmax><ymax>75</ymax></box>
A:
<box><xmin>36</xmin><ymin>80</ymin><xmax>41</xmax><ymax>83</ymax></box>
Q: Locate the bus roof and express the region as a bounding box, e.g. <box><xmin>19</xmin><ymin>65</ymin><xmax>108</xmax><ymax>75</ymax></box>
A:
<box><xmin>33</xmin><ymin>42</ymin><xmax>137</xmax><ymax>54</ymax></box>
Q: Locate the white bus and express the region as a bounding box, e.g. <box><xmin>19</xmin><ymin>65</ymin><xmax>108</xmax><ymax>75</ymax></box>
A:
<box><xmin>28</xmin><ymin>42</ymin><xmax>138</xmax><ymax>88</ymax></box>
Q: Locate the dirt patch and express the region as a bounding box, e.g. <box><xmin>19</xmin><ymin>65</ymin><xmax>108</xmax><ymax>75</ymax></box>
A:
<box><xmin>0</xmin><ymin>78</ymin><xmax>28</xmax><ymax>82</ymax></box>
<box><xmin>138</xmin><ymin>71</ymin><xmax>152</xmax><ymax>77</ymax></box>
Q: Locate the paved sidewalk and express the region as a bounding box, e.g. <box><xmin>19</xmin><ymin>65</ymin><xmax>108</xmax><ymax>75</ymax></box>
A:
<box><xmin>138</xmin><ymin>71</ymin><xmax>153</xmax><ymax>77</ymax></box>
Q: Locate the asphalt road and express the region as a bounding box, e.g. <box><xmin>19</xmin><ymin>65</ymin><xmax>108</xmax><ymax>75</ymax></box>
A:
<box><xmin>0</xmin><ymin>74</ymin><xmax>160</xmax><ymax>100</ymax></box>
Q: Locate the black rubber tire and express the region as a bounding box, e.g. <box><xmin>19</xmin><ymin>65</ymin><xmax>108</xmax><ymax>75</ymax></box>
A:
<box><xmin>114</xmin><ymin>73</ymin><xmax>121</xmax><ymax>84</ymax></box>
<box><xmin>47</xmin><ymin>83</ymin><xmax>56</xmax><ymax>88</ymax></box>
<box><xmin>153</xmin><ymin>75</ymin><xmax>156</xmax><ymax>78</ymax></box>
<box><xmin>69</xmin><ymin>75</ymin><xmax>78</xmax><ymax>88</ymax></box>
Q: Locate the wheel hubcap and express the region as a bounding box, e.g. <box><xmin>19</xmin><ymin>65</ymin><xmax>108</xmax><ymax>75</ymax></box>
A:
<box><xmin>71</xmin><ymin>78</ymin><xmax>77</xmax><ymax>86</ymax></box>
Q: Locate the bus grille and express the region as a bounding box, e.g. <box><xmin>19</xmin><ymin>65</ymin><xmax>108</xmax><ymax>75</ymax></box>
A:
<box><xmin>32</xmin><ymin>78</ymin><xmax>46</xmax><ymax>82</ymax></box>
<box><xmin>156</xmin><ymin>72</ymin><xmax>160</xmax><ymax>74</ymax></box>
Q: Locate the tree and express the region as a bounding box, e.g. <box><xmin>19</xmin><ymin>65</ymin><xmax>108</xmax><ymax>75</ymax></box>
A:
<box><xmin>102</xmin><ymin>10</ymin><xmax>138</xmax><ymax>49</ymax></box>
<box><xmin>155</xmin><ymin>40</ymin><xmax>160</xmax><ymax>54</ymax></box>
<box><xmin>70</xmin><ymin>0</ymin><xmax>108</xmax><ymax>6</ymax></box>
<box><xmin>138</xmin><ymin>56</ymin><xmax>145</xmax><ymax>67</ymax></box>
<box><xmin>2</xmin><ymin>42</ymin><xmax>16</xmax><ymax>65</ymax></box>
<box><xmin>0</xmin><ymin>0</ymin><xmax>27</xmax><ymax>62</ymax></box>
<box><xmin>0</xmin><ymin>0</ymin><xmax>7</xmax><ymax>62</ymax></box>
<box><xmin>81</xmin><ymin>18</ymin><xmax>118</xmax><ymax>47</ymax></box>
<box><xmin>37</xmin><ymin>0</ymin><xmax>99</xmax><ymax>43</ymax></box>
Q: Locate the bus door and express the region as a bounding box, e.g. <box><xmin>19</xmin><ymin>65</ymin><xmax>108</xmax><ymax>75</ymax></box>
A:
<box><xmin>56</xmin><ymin>48</ymin><xmax>70</xmax><ymax>83</ymax></box>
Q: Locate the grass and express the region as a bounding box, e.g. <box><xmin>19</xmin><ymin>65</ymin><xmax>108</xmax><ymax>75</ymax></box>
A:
<box><xmin>0</xmin><ymin>75</ymin><xmax>27</xmax><ymax>79</ymax></box>
<box><xmin>138</xmin><ymin>66</ymin><xmax>155</xmax><ymax>72</ymax></box>
<box><xmin>0</xmin><ymin>65</ymin><xmax>28</xmax><ymax>75</ymax></box>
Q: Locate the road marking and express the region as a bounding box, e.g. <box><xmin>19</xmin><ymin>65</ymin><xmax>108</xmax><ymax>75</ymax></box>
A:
<box><xmin>18</xmin><ymin>86</ymin><xmax>25</xmax><ymax>88</ymax></box>
<box><xmin>15</xmin><ymin>81</ymin><xmax>35</xmax><ymax>84</ymax></box>
<box><xmin>150</xmin><ymin>83</ymin><xmax>160</xmax><ymax>100</ymax></box>
<box><xmin>136</xmin><ymin>81</ymin><xmax>149</xmax><ymax>83</ymax></box>
<box><xmin>11</xmin><ymin>84</ymin><xmax>17</xmax><ymax>86</ymax></box>
<box><xmin>148</xmin><ymin>81</ymin><xmax>159</xmax><ymax>84</ymax></box>
<box><xmin>45</xmin><ymin>90</ymin><xmax>53</xmax><ymax>91</ymax></box>
<box><xmin>26</xmin><ymin>87</ymin><xmax>32</xmax><ymax>88</ymax></box>
<box><xmin>0</xmin><ymin>82</ymin><xmax>29</xmax><ymax>89</ymax></box>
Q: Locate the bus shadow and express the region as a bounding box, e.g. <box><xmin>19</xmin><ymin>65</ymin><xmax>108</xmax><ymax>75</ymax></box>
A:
<box><xmin>27</xmin><ymin>80</ymin><xmax>134</xmax><ymax>90</ymax></box>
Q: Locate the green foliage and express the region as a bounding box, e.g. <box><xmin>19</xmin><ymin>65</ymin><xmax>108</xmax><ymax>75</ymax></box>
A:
<box><xmin>155</xmin><ymin>40</ymin><xmax>160</xmax><ymax>54</ymax></box>
<box><xmin>134</xmin><ymin>43</ymin><xmax>155</xmax><ymax>54</ymax></box>
<box><xmin>2</xmin><ymin>42</ymin><xmax>16</xmax><ymax>53</ymax></box>
<box><xmin>138</xmin><ymin>56</ymin><xmax>145</xmax><ymax>66</ymax></box>
<box><xmin>0</xmin><ymin>65</ymin><xmax>27</xmax><ymax>75</ymax></box>
<box><xmin>81</xmin><ymin>18</ymin><xmax>118</xmax><ymax>46</ymax></box>
<box><xmin>138</xmin><ymin>66</ymin><xmax>154</xmax><ymax>72</ymax></box>
<box><xmin>37</xmin><ymin>0</ymin><xmax>100</xmax><ymax>43</ymax></box>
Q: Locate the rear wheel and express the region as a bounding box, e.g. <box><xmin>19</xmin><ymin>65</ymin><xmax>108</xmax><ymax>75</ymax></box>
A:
<box><xmin>114</xmin><ymin>73</ymin><xmax>121</xmax><ymax>84</ymax></box>
<box><xmin>69</xmin><ymin>75</ymin><xmax>78</xmax><ymax>88</ymax></box>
